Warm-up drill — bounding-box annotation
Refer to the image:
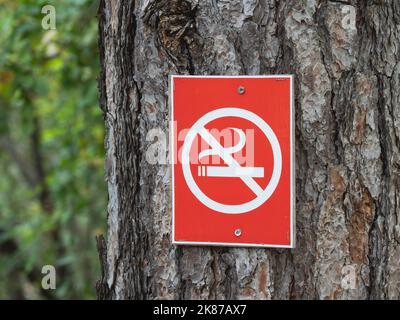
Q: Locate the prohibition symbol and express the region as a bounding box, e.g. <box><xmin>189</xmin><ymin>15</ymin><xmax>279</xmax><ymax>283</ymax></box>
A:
<box><xmin>181</xmin><ymin>107</ymin><xmax>282</xmax><ymax>214</ymax></box>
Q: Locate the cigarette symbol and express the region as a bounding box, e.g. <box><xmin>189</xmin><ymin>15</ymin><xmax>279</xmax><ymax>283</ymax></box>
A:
<box><xmin>198</xmin><ymin>166</ymin><xmax>264</xmax><ymax>178</ymax></box>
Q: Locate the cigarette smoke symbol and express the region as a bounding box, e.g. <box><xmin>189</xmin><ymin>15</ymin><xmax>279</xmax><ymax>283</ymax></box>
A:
<box><xmin>198</xmin><ymin>128</ymin><xmax>264</xmax><ymax>178</ymax></box>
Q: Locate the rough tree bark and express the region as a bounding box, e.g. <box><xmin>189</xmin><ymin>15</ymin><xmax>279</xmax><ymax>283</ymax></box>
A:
<box><xmin>96</xmin><ymin>0</ymin><xmax>400</xmax><ymax>299</ymax></box>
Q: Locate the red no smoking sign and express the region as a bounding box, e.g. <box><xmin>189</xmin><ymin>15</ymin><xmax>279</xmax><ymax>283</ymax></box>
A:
<box><xmin>170</xmin><ymin>75</ymin><xmax>295</xmax><ymax>248</ymax></box>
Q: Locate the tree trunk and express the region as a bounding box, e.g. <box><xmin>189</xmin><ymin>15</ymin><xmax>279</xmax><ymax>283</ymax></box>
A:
<box><xmin>96</xmin><ymin>0</ymin><xmax>400</xmax><ymax>299</ymax></box>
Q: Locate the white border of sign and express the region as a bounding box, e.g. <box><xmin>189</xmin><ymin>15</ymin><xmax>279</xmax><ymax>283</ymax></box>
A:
<box><xmin>169</xmin><ymin>75</ymin><xmax>296</xmax><ymax>248</ymax></box>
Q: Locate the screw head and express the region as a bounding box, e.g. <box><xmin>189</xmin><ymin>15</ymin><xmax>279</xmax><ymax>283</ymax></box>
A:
<box><xmin>234</xmin><ymin>229</ymin><xmax>242</xmax><ymax>237</ymax></box>
<box><xmin>238</xmin><ymin>86</ymin><xmax>245</xmax><ymax>95</ymax></box>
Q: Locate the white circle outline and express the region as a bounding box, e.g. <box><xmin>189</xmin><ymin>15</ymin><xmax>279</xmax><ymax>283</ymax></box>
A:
<box><xmin>181</xmin><ymin>108</ymin><xmax>282</xmax><ymax>214</ymax></box>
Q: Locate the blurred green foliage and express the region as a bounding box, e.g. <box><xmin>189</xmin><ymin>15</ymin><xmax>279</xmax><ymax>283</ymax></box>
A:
<box><xmin>0</xmin><ymin>0</ymin><xmax>105</xmax><ymax>299</ymax></box>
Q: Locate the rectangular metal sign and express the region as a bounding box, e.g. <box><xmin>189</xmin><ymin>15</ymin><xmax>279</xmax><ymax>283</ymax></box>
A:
<box><xmin>170</xmin><ymin>75</ymin><xmax>295</xmax><ymax>248</ymax></box>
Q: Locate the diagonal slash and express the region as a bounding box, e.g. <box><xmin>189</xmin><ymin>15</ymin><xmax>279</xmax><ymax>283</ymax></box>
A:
<box><xmin>198</xmin><ymin>127</ymin><xmax>263</xmax><ymax>196</ymax></box>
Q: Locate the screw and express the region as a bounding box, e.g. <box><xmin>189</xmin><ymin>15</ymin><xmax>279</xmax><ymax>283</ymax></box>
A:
<box><xmin>238</xmin><ymin>86</ymin><xmax>245</xmax><ymax>95</ymax></box>
<box><xmin>234</xmin><ymin>229</ymin><xmax>242</xmax><ymax>237</ymax></box>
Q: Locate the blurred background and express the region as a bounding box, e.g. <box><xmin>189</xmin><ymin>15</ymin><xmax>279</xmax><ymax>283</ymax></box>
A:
<box><xmin>0</xmin><ymin>0</ymin><xmax>105</xmax><ymax>299</ymax></box>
